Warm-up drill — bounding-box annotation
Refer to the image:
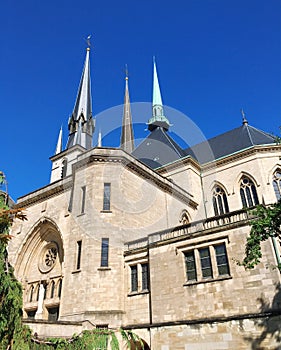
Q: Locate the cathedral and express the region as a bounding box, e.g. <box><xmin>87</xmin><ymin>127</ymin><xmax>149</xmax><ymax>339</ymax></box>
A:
<box><xmin>9</xmin><ymin>44</ymin><xmax>281</xmax><ymax>349</ymax></box>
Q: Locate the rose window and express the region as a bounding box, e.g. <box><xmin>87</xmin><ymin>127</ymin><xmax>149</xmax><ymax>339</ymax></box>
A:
<box><xmin>39</xmin><ymin>242</ymin><xmax>58</xmax><ymax>273</ymax></box>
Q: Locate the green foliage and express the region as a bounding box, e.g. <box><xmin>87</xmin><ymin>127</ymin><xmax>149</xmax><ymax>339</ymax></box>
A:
<box><xmin>241</xmin><ymin>201</ymin><xmax>281</xmax><ymax>269</ymax></box>
<box><xmin>0</xmin><ymin>172</ymin><xmax>28</xmax><ymax>349</ymax></box>
<box><xmin>27</xmin><ymin>328</ymin><xmax>144</xmax><ymax>349</ymax></box>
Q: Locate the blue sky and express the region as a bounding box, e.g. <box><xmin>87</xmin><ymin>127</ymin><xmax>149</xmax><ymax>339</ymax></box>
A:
<box><xmin>1</xmin><ymin>0</ymin><xmax>281</xmax><ymax>200</ymax></box>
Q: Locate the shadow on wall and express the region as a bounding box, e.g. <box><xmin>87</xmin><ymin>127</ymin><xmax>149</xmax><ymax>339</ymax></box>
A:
<box><xmin>245</xmin><ymin>282</ymin><xmax>281</xmax><ymax>349</ymax></box>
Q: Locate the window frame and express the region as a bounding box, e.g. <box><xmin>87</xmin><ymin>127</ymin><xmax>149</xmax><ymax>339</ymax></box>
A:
<box><xmin>76</xmin><ymin>240</ymin><xmax>82</xmax><ymax>270</ymax></box>
<box><xmin>273</xmin><ymin>170</ymin><xmax>281</xmax><ymax>201</ymax></box>
<box><xmin>240</xmin><ymin>176</ymin><xmax>259</xmax><ymax>208</ymax></box>
<box><xmin>130</xmin><ymin>265</ymin><xmax>138</xmax><ymax>292</ymax></box>
<box><xmin>184</xmin><ymin>241</ymin><xmax>231</xmax><ymax>285</ymax></box>
<box><xmin>212</xmin><ymin>185</ymin><xmax>229</xmax><ymax>216</ymax></box>
<box><xmin>100</xmin><ymin>238</ymin><xmax>109</xmax><ymax>267</ymax></box>
<box><xmin>103</xmin><ymin>183</ymin><xmax>111</xmax><ymax>211</ymax></box>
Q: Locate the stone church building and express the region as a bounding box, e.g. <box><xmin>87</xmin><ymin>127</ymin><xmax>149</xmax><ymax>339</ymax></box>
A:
<box><xmin>9</xmin><ymin>45</ymin><xmax>281</xmax><ymax>349</ymax></box>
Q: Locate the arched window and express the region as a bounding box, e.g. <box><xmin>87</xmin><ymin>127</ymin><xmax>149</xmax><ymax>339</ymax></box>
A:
<box><xmin>212</xmin><ymin>186</ymin><xmax>229</xmax><ymax>216</ymax></box>
<box><xmin>36</xmin><ymin>284</ymin><xmax>40</xmax><ymax>301</ymax></box>
<box><xmin>179</xmin><ymin>210</ymin><xmax>189</xmax><ymax>225</ymax></box>
<box><xmin>273</xmin><ymin>170</ymin><xmax>281</xmax><ymax>201</ymax></box>
<box><xmin>50</xmin><ymin>281</ymin><xmax>55</xmax><ymax>299</ymax></box>
<box><xmin>29</xmin><ymin>285</ymin><xmax>34</xmax><ymax>302</ymax></box>
<box><xmin>240</xmin><ymin>176</ymin><xmax>259</xmax><ymax>208</ymax></box>
<box><xmin>57</xmin><ymin>279</ymin><xmax>62</xmax><ymax>298</ymax></box>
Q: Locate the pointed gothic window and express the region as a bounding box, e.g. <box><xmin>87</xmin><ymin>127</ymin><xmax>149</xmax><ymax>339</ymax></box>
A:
<box><xmin>240</xmin><ymin>176</ymin><xmax>259</xmax><ymax>208</ymax></box>
<box><xmin>212</xmin><ymin>186</ymin><xmax>229</xmax><ymax>216</ymax></box>
<box><xmin>50</xmin><ymin>281</ymin><xmax>55</xmax><ymax>299</ymax></box>
<box><xmin>273</xmin><ymin>170</ymin><xmax>281</xmax><ymax>201</ymax></box>
<box><xmin>29</xmin><ymin>285</ymin><xmax>34</xmax><ymax>302</ymax></box>
<box><xmin>180</xmin><ymin>210</ymin><xmax>189</xmax><ymax>225</ymax></box>
<box><xmin>57</xmin><ymin>279</ymin><xmax>62</xmax><ymax>298</ymax></box>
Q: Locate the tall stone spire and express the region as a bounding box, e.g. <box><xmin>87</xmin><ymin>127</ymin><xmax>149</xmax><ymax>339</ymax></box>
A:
<box><xmin>120</xmin><ymin>66</ymin><xmax>135</xmax><ymax>153</ymax></box>
<box><xmin>66</xmin><ymin>44</ymin><xmax>95</xmax><ymax>149</ymax></box>
<box><xmin>148</xmin><ymin>58</ymin><xmax>170</xmax><ymax>132</ymax></box>
<box><xmin>55</xmin><ymin>126</ymin><xmax>63</xmax><ymax>154</ymax></box>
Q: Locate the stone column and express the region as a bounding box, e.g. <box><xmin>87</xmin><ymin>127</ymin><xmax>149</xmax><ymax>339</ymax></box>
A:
<box><xmin>35</xmin><ymin>283</ymin><xmax>45</xmax><ymax>319</ymax></box>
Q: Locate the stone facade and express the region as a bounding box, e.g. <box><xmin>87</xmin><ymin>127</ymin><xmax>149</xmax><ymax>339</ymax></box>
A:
<box><xmin>8</xmin><ymin>48</ymin><xmax>281</xmax><ymax>349</ymax></box>
<box><xmin>9</xmin><ymin>140</ymin><xmax>281</xmax><ymax>349</ymax></box>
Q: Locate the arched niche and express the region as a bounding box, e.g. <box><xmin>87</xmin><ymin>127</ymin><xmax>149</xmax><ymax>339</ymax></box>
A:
<box><xmin>15</xmin><ymin>217</ymin><xmax>64</xmax><ymax>284</ymax></box>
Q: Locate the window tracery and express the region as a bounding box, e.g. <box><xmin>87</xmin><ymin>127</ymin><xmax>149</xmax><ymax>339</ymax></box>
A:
<box><xmin>273</xmin><ymin>170</ymin><xmax>281</xmax><ymax>200</ymax></box>
<box><xmin>212</xmin><ymin>186</ymin><xmax>229</xmax><ymax>216</ymax></box>
<box><xmin>240</xmin><ymin>176</ymin><xmax>259</xmax><ymax>208</ymax></box>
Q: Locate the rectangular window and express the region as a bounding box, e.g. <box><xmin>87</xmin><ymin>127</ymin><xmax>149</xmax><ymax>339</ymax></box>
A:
<box><xmin>215</xmin><ymin>243</ymin><xmax>230</xmax><ymax>276</ymax></box>
<box><xmin>184</xmin><ymin>242</ymin><xmax>230</xmax><ymax>284</ymax></box>
<box><xmin>101</xmin><ymin>238</ymin><xmax>109</xmax><ymax>267</ymax></box>
<box><xmin>131</xmin><ymin>265</ymin><xmax>138</xmax><ymax>292</ymax></box>
<box><xmin>76</xmin><ymin>240</ymin><xmax>82</xmax><ymax>270</ymax></box>
<box><xmin>199</xmin><ymin>247</ymin><xmax>213</xmax><ymax>278</ymax></box>
<box><xmin>103</xmin><ymin>183</ymin><xmax>111</xmax><ymax>211</ymax></box>
<box><xmin>141</xmin><ymin>263</ymin><xmax>149</xmax><ymax>291</ymax></box>
<box><xmin>81</xmin><ymin>186</ymin><xmax>86</xmax><ymax>214</ymax></box>
<box><xmin>185</xmin><ymin>251</ymin><xmax>197</xmax><ymax>281</ymax></box>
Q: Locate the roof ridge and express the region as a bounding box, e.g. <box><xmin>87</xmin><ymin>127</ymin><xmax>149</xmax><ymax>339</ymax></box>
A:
<box><xmin>161</xmin><ymin>128</ymin><xmax>184</xmax><ymax>157</ymax></box>
<box><xmin>247</xmin><ymin>124</ymin><xmax>276</xmax><ymax>141</ymax></box>
<box><xmin>244</xmin><ymin>124</ymin><xmax>254</xmax><ymax>145</ymax></box>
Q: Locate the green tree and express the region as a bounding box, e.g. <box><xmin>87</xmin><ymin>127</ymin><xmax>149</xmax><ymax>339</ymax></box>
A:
<box><xmin>242</xmin><ymin>200</ymin><xmax>281</xmax><ymax>270</ymax></box>
<box><xmin>0</xmin><ymin>172</ymin><xmax>28</xmax><ymax>349</ymax></box>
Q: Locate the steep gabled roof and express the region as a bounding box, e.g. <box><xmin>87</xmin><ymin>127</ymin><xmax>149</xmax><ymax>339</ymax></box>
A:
<box><xmin>132</xmin><ymin>127</ymin><xmax>186</xmax><ymax>169</ymax></box>
<box><xmin>185</xmin><ymin>123</ymin><xmax>276</xmax><ymax>164</ymax></box>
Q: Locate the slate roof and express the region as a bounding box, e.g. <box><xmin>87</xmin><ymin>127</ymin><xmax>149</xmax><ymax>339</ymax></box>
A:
<box><xmin>132</xmin><ymin>122</ymin><xmax>276</xmax><ymax>168</ymax></box>
<box><xmin>185</xmin><ymin>123</ymin><xmax>276</xmax><ymax>164</ymax></box>
<box><xmin>132</xmin><ymin>127</ymin><xmax>186</xmax><ymax>169</ymax></box>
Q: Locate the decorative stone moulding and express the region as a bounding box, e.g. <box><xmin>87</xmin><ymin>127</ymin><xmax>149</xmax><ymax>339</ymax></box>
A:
<box><xmin>38</xmin><ymin>242</ymin><xmax>59</xmax><ymax>273</ymax></box>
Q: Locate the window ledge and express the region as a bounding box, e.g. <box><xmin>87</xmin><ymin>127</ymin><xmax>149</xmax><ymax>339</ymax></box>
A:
<box><xmin>72</xmin><ymin>269</ymin><xmax>81</xmax><ymax>274</ymax></box>
<box><xmin>100</xmin><ymin>210</ymin><xmax>112</xmax><ymax>213</ymax></box>
<box><xmin>127</xmin><ymin>290</ymin><xmax>150</xmax><ymax>297</ymax></box>
<box><xmin>184</xmin><ymin>275</ymin><xmax>232</xmax><ymax>287</ymax></box>
<box><xmin>97</xmin><ymin>267</ymin><xmax>111</xmax><ymax>271</ymax></box>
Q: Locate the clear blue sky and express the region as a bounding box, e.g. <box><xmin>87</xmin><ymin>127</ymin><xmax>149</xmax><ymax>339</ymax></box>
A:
<box><xmin>1</xmin><ymin>0</ymin><xmax>281</xmax><ymax>200</ymax></box>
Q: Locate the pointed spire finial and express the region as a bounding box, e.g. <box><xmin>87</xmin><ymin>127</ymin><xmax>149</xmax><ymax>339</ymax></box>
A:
<box><xmin>125</xmin><ymin>64</ymin><xmax>129</xmax><ymax>80</ymax></box>
<box><xmin>148</xmin><ymin>58</ymin><xmax>170</xmax><ymax>131</ymax></box>
<box><xmin>55</xmin><ymin>126</ymin><xmax>63</xmax><ymax>154</ymax></box>
<box><xmin>98</xmin><ymin>130</ymin><xmax>102</xmax><ymax>147</ymax></box>
<box><xmin>85</xmin><ymin>35</ymin><xmax>92</xmax><ymax>51</ymax></box>
<box><xmin>241</xmin><ymin>108</ymin><xmax>248</xmax><ymax>125</ymax></box>
<box><xmin>66</xmin><ymin>45</ymin><xmax>95</xmax><ymax>149</ymax></box>
<box><xmin>120</xmin><ymin>67</ymin><xmax>135</xmax><ymax>153</ymax></box>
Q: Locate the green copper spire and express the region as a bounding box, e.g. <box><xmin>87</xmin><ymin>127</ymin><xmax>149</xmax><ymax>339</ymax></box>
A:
<box><xmin>148</xmin><ymin>58</ymin><xmax>170</xmax><ymax>132</ymax></box>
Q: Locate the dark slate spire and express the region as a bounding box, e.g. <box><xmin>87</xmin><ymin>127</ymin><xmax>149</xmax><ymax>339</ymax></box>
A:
<box><xmin>148</xmin><ymin>58</ymin><xmax>171</xmax><ymax>132</ymax></box>
<box><xmin>66</xmin><ymin>44</ymin><xmax>95</xmax><ymax>149</ymax></box>
<box><xmin>120</xmin><ymin>66</ymin><xmax>135</xmax><ymax>153</ymax></box>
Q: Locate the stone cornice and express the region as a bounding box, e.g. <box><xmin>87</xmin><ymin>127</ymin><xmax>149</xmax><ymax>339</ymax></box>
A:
<box><xmin>156</xmin><ymin>155</ymin><xmax>201</xmax><ymax>174</ymax></box>
<box><xmin>16</xmin><ymin>177</ymin><xmax>72</xmax><ymax>208</ymax></box>
<box><xmin>72</xmin><ymin>147</ymin><xmax>198</xmax><ymax>209</ymax></box>
<box><xmin>49</xmin><ymin>144</ymin><xmax>86</xmax><ymax>161</ymax></box>
<box><xmin>202</xmin><ymin>144</ymin><xmax>281</xmax><ymax>171</ymax></box>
